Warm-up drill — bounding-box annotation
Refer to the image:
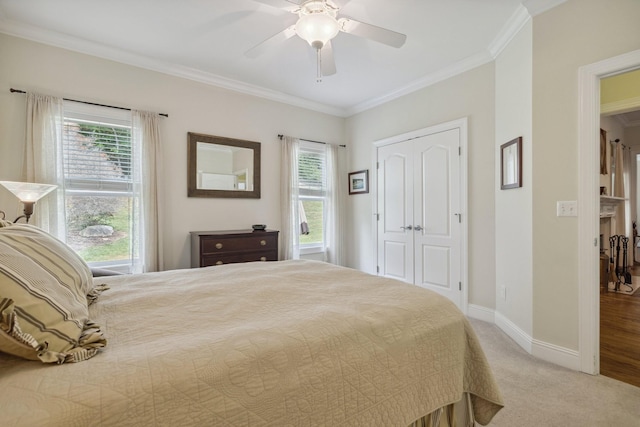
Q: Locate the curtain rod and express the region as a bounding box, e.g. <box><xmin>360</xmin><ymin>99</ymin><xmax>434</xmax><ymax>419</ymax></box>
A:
<box><xmin>610</xmin><ymin>138</ymin><xmax>627</xmax><ymax>149</ymax></box>
<box><xmin>278</xmin><ymin>134</ymin><xmax>345</xmax><ymax>148</ymax></box>
<box><xmin>10</xmin><ymin>88</ymin><xmax>169</xmax><ymax>118</ymax></box>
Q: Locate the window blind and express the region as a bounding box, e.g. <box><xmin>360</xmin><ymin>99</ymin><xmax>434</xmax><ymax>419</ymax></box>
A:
<box><xmin>299</xmin><ymin>146</ymin><xmax>326</xmax><ymax>195</ymax></box>
<box><xmin>63</xmin><ymin>118</ymin><xmax>132</xmax><ymax>183</ymax></box>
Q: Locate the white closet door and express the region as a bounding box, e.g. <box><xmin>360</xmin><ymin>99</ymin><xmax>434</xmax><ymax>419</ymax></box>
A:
<box><xmin>376</xmin><ymin>125</ymin><xmax>463</xmax><ymax>310</ymax></box>
<box><xmin>413</xmin><ymin>129</ymin><xmax>462</xmax><ymax>308</ymax></box>
<box><xmin>377</xmin><ymin>141</ymin><xmax>413</xmax><ymax>283</ymax></box>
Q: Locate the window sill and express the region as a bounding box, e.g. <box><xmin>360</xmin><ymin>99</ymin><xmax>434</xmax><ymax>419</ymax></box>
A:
<box><xmin>300</xmin><ymin>246</ymin><xmax>325</xmax><ymax>256</ymax></box>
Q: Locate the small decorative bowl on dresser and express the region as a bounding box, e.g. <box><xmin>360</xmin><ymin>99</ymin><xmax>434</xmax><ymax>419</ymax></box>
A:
<box><xmin>190</xmin><ymin>229</ymin><xmax>279</xmax><ymax>268</ymax></box>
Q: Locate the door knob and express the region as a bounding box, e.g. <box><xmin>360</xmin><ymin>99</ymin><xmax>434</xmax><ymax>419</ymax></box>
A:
<box><xmin>401</xmin><ymin>225</ymin><xmax>413</xmax><ymax>230</ymax></box>
<box><xmin>414</xmin><ymin>225</ymin><xmax>423</xmax><ymax>231</ymax></box>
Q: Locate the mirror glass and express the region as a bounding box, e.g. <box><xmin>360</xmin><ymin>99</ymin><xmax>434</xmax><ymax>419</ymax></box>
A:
<box><xmin>188</xmin><ymin>133</ymin><xmax>261</xmax><ymax>198</ymax></box>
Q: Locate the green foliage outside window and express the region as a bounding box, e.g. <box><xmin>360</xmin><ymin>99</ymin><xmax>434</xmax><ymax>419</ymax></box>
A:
<box><xmin>77</xmin><ymin>123</ymin><xmax>132</xmax><ymax>177</ymax></box>
<box><xmin>300</xmin><ymin>200</ymin><xmax>323</xmax><ymax>245</ymax></box>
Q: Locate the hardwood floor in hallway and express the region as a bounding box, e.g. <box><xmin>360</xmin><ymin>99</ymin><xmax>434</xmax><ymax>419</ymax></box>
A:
<box><xmin>600</xmin><ymin>269</ymin><xmax>640</xmax><ymax>388</ymax></box>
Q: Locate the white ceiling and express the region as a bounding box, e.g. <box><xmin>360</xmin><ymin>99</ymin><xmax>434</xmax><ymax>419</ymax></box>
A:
<box><xmin>611</xmin><ymin>110</ymin><xmax>640</xmax><ymax>128</ymax></box>
<box><xmin>0</xmin><ymin>0</ymin><xmax>560</xmax><ymax>117</ymax></box>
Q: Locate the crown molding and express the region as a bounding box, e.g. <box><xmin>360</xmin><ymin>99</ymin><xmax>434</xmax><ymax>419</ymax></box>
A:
<box><xmin>0</xmin><ymin>18</ymin><xmax>347</xmax><ymax>117</ymax></box>
<box><xmin>488</xmin><ymin>5</ymin><xmax>531</xmax><ymax>58</ymax></box>
<box><xmin>522</xmin><ymin>0</ymin><xmax>567</xmax><ymax>17</ymax></box>
<box><xmin>602</xmin><ymin>95</ymin><xmax>640</xmax><ymax>128</ymax></box>
<box><xmin>601</xmin><ymin>96</ymin><xmax>640</xmax><ymax>116</ymax></box>
<box><xmin>0</xmin><ymin>1</ymin><xmax>561</xmax><ymax>119</ymax></box>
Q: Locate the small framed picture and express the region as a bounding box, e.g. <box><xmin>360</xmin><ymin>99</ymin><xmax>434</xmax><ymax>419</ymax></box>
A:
<box><xmin>348</xmin><ymin>169</ymin><xmax>369</xmax><ymax>195</ymax></box>
<box><xmin>500</xmin><ymin>137</ymin><xmax>522</xmax><ymax>190</ymax></box>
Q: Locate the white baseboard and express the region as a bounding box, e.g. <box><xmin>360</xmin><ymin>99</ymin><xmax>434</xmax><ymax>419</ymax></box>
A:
<box><xmin>495</xmin><ymin>311</ymin><xmax>533</xmax><ymax>353</ymax></box>
<box><xmin>489</xmin><ymin>310</ymin><xmax>580</xmax><ymax>371</ymax></box>
<box><xmin>467</xmin><ymin>304</ymin><xmax>495</xmax><ymax>323</ymax></box>
<box><xmin>531</xmin><ymin>338</ymin><xmax>580</xmax><ymax>371</ymax></box>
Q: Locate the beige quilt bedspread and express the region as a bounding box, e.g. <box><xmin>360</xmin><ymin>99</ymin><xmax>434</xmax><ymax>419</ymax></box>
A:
<box><xmin>0</xmin><ymin>260</ymin><xmax>503</xmax><ymax>426</ymax></box>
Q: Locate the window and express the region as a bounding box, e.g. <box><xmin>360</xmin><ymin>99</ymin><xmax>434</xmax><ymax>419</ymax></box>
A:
<box><xmin>298</xmin><ymin>141</ymin><xmax>327</xmax><ymax>254</ymax></box>
<box><xmin>62</xmin><ymin>103</ymin><xmax>138</xmax><ymax>273</ymax></box>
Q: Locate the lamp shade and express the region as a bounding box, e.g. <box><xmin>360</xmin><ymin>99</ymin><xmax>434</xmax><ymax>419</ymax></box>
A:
<box><xmin>295</xmin><ymin>11</ymin><xmax>340</xmax><ymax>49</ymax></box>
<box><xmin>0</xmin><ymin>181</ymin><xmax>57</xmax><ymax>202</ymax></box>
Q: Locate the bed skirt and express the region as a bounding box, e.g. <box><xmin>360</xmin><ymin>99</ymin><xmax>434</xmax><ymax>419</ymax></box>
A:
<box><xmin>408</xmin><ymin>393</ymin><xmax>474</xmax><ymax>427</ymax></box>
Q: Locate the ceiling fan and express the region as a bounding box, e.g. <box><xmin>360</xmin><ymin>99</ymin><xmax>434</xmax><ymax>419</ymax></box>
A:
<box><xmin>246</xmin><ymin>0</ymin><xmax>407</xmax><ymax>81</ymax></box>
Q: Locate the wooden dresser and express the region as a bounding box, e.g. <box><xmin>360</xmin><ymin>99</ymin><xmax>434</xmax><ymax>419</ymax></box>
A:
<box><xmin>190</xmin><ymin>229</ymin><xmax>279</xmax><ymax>268</ymax></box>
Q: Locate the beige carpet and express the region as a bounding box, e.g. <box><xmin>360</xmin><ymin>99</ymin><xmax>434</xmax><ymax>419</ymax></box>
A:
<box><xmin>607</xmin><ymin>277</ymin><xmax>640</xmax><ymax>295</ymax></box>
<box><xmin>468</xmin><ymin>318</ymin><xmax>640</xmax><ymax>426</ymax></box>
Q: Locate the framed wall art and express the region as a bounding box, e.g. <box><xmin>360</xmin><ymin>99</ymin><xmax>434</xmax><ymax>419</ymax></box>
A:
<box><xmin>348</xmin><ymin>169</ymin><xmax>369</xmax><ymax>195</ymax></box>
<box><xmin>500</xmin><ymin>137</ymin><xmax>522</xmax><ymax>190</ymax></box>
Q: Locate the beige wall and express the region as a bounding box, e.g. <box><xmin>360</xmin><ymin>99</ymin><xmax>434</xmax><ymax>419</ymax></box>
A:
<box><xmin>0</xmin><ymin>33</ymin><xmax>345</xmax><ymax>270</ymax></box>
<box><xmin>495</xmin><ymin>20</ymin><xmax>533</xmax><ymax>335</ymax></box>
<box><xmin>345</xmin><ymin>63</ymin><xmax>496</xmax><ymax>310</ymax></box>
<box><xmin>531</xmin><ymin>0</ymin><xmax>640</xmax><ymax>349</ymax></box>
<box><xmin>628</xmin><ymin>126</ymin><xmax>640</xmax><ymax>147</ymax></box>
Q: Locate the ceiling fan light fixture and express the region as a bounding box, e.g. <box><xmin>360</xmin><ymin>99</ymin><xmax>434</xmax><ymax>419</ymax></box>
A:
<box><xmin>294</xmin><ymin>2</ymin><xmax>339</xmax><ymax>50</ymax></box>
<box><xmin>246</xmin><ymin>0</ymin><xmax>406</xmax><ymax>81</ymax></box>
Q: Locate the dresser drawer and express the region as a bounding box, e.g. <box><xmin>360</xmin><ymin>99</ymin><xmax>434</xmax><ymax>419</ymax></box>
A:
<box><xmin>201</xmin><ymin>233</ymin><xmax>277</xmax><ymax>254</ymax></box>
<box><xmin>201</xmin><ymin>250</ymin><xmax>278</xmax><ymax>267</ymax></box>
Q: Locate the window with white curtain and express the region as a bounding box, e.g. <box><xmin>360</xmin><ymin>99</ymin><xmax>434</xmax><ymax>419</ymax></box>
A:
<box><xmin>62</xmin><ymin>102</ymin><xmax>138</xmax><ymax>273</ymax></box>
<box><xmin>298</xmin><ymin>141</ymin><xmax>327</xmax><ymax>254</ymax></box>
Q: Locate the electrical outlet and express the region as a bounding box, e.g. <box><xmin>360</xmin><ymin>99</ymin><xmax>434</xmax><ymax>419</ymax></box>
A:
<box><xmin>557</xmin><ymin>201</ymin><xmax>578</xmax><ymax>217</ymax></box>
<box><xmin>500</xmin><ymin>286</ymin><xmax>507</xmax><ymax>301</ymax></box>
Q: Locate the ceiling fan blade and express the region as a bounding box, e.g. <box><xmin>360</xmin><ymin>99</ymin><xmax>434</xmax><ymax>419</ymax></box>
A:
<box><xmin>321</xmin><ymin>40</ymin><xmax>337</xmax><ymax>76</ymax></box>
<box><xmin>339</xmin><ymin>17</ymin><xmax>407</xmax><ymax>48</ymax></box>
<box><xmin>245</xmin><ymin>25</ymin><xmax>297</xmax><ymax>58</ymax></box>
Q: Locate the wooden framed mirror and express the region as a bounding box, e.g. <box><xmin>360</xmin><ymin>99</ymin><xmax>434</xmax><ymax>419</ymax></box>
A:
<box><xmin>187</xmin><ymin>132</ymin><xmax>261</xmax><ymax>198</ymax></box>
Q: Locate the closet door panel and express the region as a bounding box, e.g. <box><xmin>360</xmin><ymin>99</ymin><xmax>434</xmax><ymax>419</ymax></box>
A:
<box><xmin>420</xmin><ymin>245</ymin><xmax>450</xmax><ymax>288</ymax></box>
<box><xmin>414</xmin><ymin>129</ymin><xmax>461</xmax><ymax>307</ymax></box>
<box><xmin>377</xmin><ymin>142</ymin><xmax>413</xmax><ymax>283</ymax></box>
<box><xmin>420</xmin><ymin>145</ymin><xmax>450</xmax><ymax>237</ymax></box>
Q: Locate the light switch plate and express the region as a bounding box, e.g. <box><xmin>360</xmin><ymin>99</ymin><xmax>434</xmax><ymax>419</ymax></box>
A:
<box><xmin>557</xmin><ymin>201</ymin><xmax>578</xmax><ymax>217</ymax></box>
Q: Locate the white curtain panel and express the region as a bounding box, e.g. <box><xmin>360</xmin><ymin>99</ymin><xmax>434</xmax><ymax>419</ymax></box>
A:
<box><xmin>614</xmin><ymin>142</ymin><xmax>625</xmax><ymax>198</ymax></box>
<box><xmin>623</xmin><ymin>146</ymin><xmax>632</xmax><ymax>255</ymax></box>
<box><xmin>280</xmin><ymin>136</ymin><xmax>300</xmax><ymax>260</ymax></box>
<box><xmin>612</xmin><ymin>142</ymin><xmax>626</xmax><ymax>237</ymax></box>
<box><xmin>23</xmin><ymin>93</ymin><xmax>66</xmax><ymax>237</ymax></box>
<box><xmin>324</xmin><ymin>143</ymin><xmax>346</xmax><ymax>266</ymax></box>
<box><xmin>132</xmin><ymin>110</ymin><xmax>164</xmax><ymax>273</ymax></box>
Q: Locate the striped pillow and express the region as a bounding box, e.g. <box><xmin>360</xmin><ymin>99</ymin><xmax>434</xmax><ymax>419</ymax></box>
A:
<box><xmin>0</xmin><ymin>223</ymin><xmax>107</xmax><ymax>363</ymax></box>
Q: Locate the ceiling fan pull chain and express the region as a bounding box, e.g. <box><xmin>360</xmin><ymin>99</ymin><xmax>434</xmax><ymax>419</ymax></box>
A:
<box><xmin>316</xmin><ymin>48</ymin><xmax>323</xmax><ymax>83</ymax></box>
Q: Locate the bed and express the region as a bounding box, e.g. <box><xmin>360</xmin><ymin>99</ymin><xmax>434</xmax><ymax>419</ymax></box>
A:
<box><xmin>0</xmin><ymin>223</ymin><xmax>503</xmax><ymax>426</ymax></box>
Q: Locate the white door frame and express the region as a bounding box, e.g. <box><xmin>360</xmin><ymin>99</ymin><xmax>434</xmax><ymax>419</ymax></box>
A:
<box><xmin>371</xmin><ymin>117</ymin><xmax>469</xmax><ymax>314</ymax></box>
<box><xmin>578</xmin><ymin>49</ymin><xmax>640</xmax><ymax>375</ymax></box>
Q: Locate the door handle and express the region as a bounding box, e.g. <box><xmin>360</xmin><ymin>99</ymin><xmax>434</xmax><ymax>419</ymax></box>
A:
<box><xmin>400</xmin><ymin>225</ymin><xmax>413</xmax><ymax>230</ymax></box>
<box><xmin>414</xmin><ymin>225</ymin><xmax>423</xmax><ymax>231</ymax></box>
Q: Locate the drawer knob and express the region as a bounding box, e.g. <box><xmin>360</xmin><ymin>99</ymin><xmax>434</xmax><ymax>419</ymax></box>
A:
<box><xmin>260</xmin><ymin>240</ymin><xmax>266</xmax><ymax>246</ymax></box>
<box><xmin>215</xmin><ymin>243</ymin><xmax>223</xmax><ymax>249</ymax></box>
<box><xmin>215</xmin><ymin>260</ymin><xmax>223</xmax><ymax>265</ymax></box>
<box><xmin>260</xmin><ymin>256</ymin><xmax>267</xmax><ymax>261</ymax></box>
